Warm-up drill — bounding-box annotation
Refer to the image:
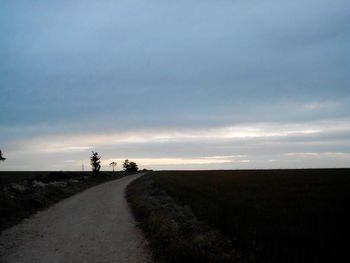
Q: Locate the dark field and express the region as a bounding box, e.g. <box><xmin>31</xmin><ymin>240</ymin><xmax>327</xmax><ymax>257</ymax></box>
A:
<box><xmin>0</xmin><ymin>171</ymin><xmax>94</xmax><ymax>185</ymax></box>
<box><xmin>0</xmin><ymin>171</ymin><xmax>50</xmax><ymax>184</ymax></box>
<box><xmin>152</xmin><ymin>169</ymin><xmax>350</xmax><ymax>263</ymax></box>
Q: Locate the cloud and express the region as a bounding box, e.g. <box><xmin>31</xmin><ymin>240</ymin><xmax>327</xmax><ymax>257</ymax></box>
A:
<box><xmin>0</xmin><ymin>118</ymin><xmax>348</xmax><ymax>171</ymax></box>
<box><xmin>203</xmin><ymin>155</ymin><xmax>247</xmax><ymax>159</ymax></box>
<box><xmin>1</xmin><ymin>0</ymin><xmax>349</xmax><ymax>130</ymax></box>
<box><xmin>1</xmin><ymin>0</ymin><xmax>349</xmax><ymax>170</ymax></box>
<box><xmin>303</xmin><ymin>102</ymin><xmax>325</xmax><ymax>110</ymax></box>
<box><xmin>303</xmin><ymin>101</ymin><xmax>342</xmax><ymax>111</ymax></box>
<box><xmin>3</xmin><ymin>119</ymin><xmax>350</xmax><ymax>159</ymax></box>
<box><xmin>5</xmin><ymin>118</ymin><xmax>350</xmax><ymax>155</ymax></box>
<box><xmin>286</xmin><ymin>152</ymin><xmax>350</xmax><ymax>158</ymax></box>
<box><xmin>103</xmin><ymin>158</ymin><xmax>232</xmax><ymax>166</ymax></box>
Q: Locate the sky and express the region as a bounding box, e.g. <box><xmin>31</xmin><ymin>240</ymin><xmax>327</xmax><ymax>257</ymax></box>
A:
<box><xmin>1</xmin><ymin>0</ymin><xmax>350</xmax><ymax>171</ymax></box>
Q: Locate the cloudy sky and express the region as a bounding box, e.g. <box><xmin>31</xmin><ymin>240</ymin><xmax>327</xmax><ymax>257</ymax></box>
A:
<box><xmin>1</xmin><ymin>0</ymin><xmax>350</xmax><ymax>171</ymax></box>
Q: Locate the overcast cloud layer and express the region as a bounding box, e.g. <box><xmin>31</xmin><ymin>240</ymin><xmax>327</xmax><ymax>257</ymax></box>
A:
<box><xmin>1</xmin><ymin>0</ymin><xmax>349</xmax><ymax>170</ymax></box>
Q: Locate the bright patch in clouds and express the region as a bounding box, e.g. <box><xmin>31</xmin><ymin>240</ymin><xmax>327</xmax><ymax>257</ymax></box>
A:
<box><xmin>103</xmin><ymin>158</ymin><xmax>233</xmax><ymax>166</ymax></box>
<box><xmin>10</xmin><ymin>118</ymin><xmax>350</xmax><ymax>154</ymax></box>
<box><xmin>303</xmin><ymin>101</ymin><xmax>341</xmax><ymax>111</ymax></box>
<box><xmin>2</xmin><ymin>118</ymin><xmax>350</xmax><ymax>171</ymax></box>
<box><xmin>303</xmin><ymin>102</ymin><xmax>326</xmax><ymax>110</ymax></box>
<box><xmin>203</xmin><ymin>155</ymin><xmax>248</xmax><ymax>159</ymax></box>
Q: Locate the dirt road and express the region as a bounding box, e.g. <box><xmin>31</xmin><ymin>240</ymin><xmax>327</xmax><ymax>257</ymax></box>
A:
<box><xmin>0</xmin><ymin>173</ymin><xmax>152</xmax><ymax>263</ymax></box>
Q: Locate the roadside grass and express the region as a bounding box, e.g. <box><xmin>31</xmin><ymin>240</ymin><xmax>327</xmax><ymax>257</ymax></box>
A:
<box><xmin>126</xmin><ymin>173</ymin><xmax>248</xmax><ymax>263</ymax></box>
<box><xmin>127</xmin><ymin>169</ymin><xmax>350</xmax><ymax>263</ymax></box>
<box><xmin>0</xmin><ymin>171</ymin><xmax>125</xmax><ymax>232</ymax></box>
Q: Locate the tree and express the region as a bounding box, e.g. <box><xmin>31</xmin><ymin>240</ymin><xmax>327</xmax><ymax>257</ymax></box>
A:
<box><xmin>123</xmin><ymin>159</ymin><xmax>130</xmax><ymax>170</ymax></box>
<box><xmin>128</xmin><ymin>161</ymin><xmax>138</xmax><ymax>172</ymax></box>
<box><xmin>0</xmin><ymin>150</ymin><xmax>5</xmax><ymax>162</ymax></box>
<box><xmin>123</xmin><ymin>159</ymin><xmax>138</xmax><ymax>172</ymax></box>
<box><xmin>90</xmin><ymin>151</ymin><xmax>101</xmax><ymax>176</ymax></box>
<box><xmin>109</xmin><ymin>161</ymin><xmax>117</xmax><ymax>172</ymax></box>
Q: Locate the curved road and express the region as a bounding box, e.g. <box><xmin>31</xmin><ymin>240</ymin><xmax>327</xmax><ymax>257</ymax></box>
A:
<box><xmin>0</xmin><ymin>173</ymin><xmax>152</xmax><ymax>263</ymax></box>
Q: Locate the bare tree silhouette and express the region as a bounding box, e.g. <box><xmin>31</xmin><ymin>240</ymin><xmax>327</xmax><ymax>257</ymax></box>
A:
<box><xmin>109</xmin><ymin>161</ymin><xmax>117</xmax><ymax>172</ymax></box>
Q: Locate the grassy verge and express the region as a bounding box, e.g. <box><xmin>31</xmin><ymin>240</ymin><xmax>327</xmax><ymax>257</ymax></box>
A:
<box><xmin>150</xmin><ymin>169</ymin><xmax>350</xmax><ymax>263</ymax></box>
<box><xmin>126</xmin><ymin>173</ymin><xmax>248</xmax><ymax>263</ymax></box>
<box><xmin>0</xmin><ymin>171</ymin><xmax>126</xmax><ymax>232</ymax></box>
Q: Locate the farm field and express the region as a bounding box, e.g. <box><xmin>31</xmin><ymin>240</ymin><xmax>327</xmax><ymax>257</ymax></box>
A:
<box><xmin>0</xmin><ymin>171</ymin><xmax>51</xmax><ymax>184</ymax></box>
<box><xmin>152</xmin><ymin>169</ymin><xmax>350</xmax><ymax>263</ymax></box>
<box><xmin>0</xmin><ymin>171</ymin><xmax>96</xmax><ymax>185</ymax></box>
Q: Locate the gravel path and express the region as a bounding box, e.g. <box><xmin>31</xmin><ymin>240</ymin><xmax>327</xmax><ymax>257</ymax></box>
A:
<box><xmin>0</xmin><ymin>173</ymin><xmax>152</xmax><ymax>263</ymax></box>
